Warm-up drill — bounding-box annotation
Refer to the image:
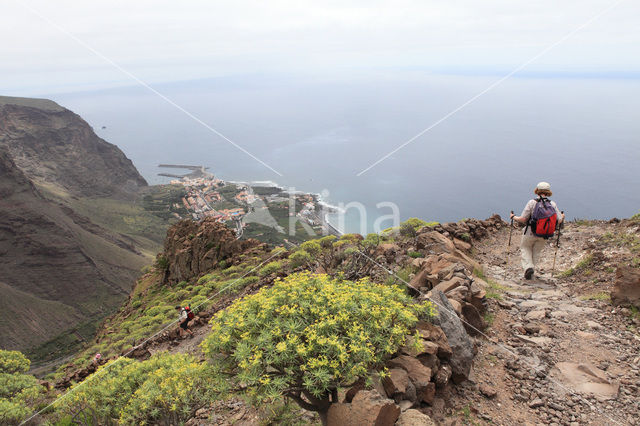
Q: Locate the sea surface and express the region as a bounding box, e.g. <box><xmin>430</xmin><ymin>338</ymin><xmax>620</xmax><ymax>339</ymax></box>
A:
<box><xmin>45</xmin><ymin>73</ymin><xmax>640</xmax><ymax>234</ymax></box>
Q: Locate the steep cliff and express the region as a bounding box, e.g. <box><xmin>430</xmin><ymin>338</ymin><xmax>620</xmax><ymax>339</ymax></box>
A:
<box><xmin>0</xmin><ymin>97</ymin><xmax>165</xmax><ymax>354</ymax></box>
<box><xmin>0</xmin><ymin>96</ymin><xmax>147</xmax><ymax>197</ymax></box>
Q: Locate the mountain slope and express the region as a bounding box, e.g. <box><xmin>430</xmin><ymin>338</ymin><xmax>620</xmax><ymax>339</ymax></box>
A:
<box><xmin>0</xmin><ymin>97</ymin><xmax>169</xmax><ymax>355</ymax></box>
<box><xmin>0</xmin><ymin>96</ymin><xmax>146</xmax><ymax>197</ymax></box>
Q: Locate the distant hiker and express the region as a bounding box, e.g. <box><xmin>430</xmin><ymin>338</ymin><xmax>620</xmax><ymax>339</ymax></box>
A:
<box><xmin>176</xmin><ymin>305</ymin><xmax>194</xmax><ymax>337</ymax></box>
<box><xmin>92</xmin><ymin>353</ymin><xmax>102</xmax><ymax>366</ymax></box>
<box><xmin>510</xmin><ymin>182</ymin><xmax>564</xmax><ymax>280</ymax></box>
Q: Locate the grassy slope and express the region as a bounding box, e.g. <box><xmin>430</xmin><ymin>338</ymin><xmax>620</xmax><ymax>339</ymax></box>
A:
<box><xmin>62</xmin><ymin>249</ymin><xmax>270</xmax><ymax>372</ymax></box>
<box><xmin>0</xmin><ymin>281</ymin><xmax>82</xmax><ymax>349</ymax></box>
<box><xmin>20</xmin><ymin>185</ymin><xmax>184</xmax><ymax>370</ymax></box>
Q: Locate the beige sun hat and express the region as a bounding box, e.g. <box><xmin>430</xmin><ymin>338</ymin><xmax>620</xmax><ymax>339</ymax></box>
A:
<box><xmin>536</xmin><ymin>182</ymin><xmax>551</xmax><ymax>191</ymax></box>
<box><xmin>534</xmin><ymin>181</ymin><xmax>552</xmax><ymax>196</ymax></box>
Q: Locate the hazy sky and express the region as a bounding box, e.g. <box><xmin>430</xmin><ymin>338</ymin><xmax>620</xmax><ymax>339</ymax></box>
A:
<box><xmin>2</xmin><ymin>0</ymin><xmax>639</xmax><ymax>95</ymax></box>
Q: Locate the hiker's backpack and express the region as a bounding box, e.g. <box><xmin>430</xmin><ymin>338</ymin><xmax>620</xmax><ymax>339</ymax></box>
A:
<box><xmin>527</xmin><ymin>197</ymin><xmax>558</xmax><ymax>238</ymax></box>
<box><xmin>185</xmin><ymin>306</ymin><xmax>195</xmax><ymax>320</ymax></box>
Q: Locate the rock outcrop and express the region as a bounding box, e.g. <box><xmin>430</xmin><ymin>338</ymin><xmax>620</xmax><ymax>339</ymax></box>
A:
<box><xmin>396</xmin><ymin>409</ymin><xmax>436</xmax><ymax>426</ymax></box>
<box><xmin>0</xmin><ymin>96</ymin><xmax>147</xmax><ymax>197</ymax></box>
<box><xmin>428</xmin><ymin>290</ymin><xmax>476</xmax><ymax>383</ymax></box>
<box><xmin>161</xmin><ymin>218</ymin><xmax>265</xmax><ymax>284</ymax></box>
<box><xmin>327</xmin><ymin>390</ymin><xmax>400</xmax><ymax>426</ymax></box>
<box><xmin>0</xmin><ymin>97</ymin><xmax>157</xmax><ymax>351</ymax></box>
<box><xmin>611</xmin><ymin>266</ymin><xmax>640</xmax><ymax>308</ymax></box>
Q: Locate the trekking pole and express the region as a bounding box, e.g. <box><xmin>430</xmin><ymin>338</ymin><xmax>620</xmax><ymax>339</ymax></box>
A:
<box><xmin>551</xmin><ymin>211</ymin><xmax>564</xmax><ymax>277</ymax></box>
<box><xmin>504</xmin><ymin>211</ymin><xmax>514</xmax><ymax>279</ymax></box>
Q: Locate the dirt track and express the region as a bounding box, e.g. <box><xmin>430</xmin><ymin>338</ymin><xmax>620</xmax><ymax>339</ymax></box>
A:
<box><xmin>445</xmin><ymin>221</ymin><xmax>640</xmax><ymax>425</ymax></box>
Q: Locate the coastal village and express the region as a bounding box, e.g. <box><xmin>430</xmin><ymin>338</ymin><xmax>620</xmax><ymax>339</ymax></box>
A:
<box><xmin>160</xmin><ymin>165</ymin><xmax>338</xmax><ymax>243</ymax></box>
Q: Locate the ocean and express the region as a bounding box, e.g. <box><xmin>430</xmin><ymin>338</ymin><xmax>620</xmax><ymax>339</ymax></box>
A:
<box><xmin>45</xmin><ymin>72</ymin><xmax>640</xmax><ymax>234</ymax></box>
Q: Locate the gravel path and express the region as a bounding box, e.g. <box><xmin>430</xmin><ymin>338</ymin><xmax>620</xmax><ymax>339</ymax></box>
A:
<box><xmin>446</xmin><ymin>221</ymin><xmax>640</xmax><ymax>425</ymax></box>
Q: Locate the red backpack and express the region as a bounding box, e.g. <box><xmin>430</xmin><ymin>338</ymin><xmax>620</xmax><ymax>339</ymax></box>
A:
<box><xmin>527</xmin><ymin>197</ymin><xmax>558</xmax><ymax>239</ymax></box>
<box><xmin>184</xmin><ymin>306</ymin><xmax>195</xmax><ymax>320</ymax></box>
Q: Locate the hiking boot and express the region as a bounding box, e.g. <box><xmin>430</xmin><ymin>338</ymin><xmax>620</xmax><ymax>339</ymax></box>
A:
<box><xmin>525</xmin><ymin>268</ymin><xmax>534</xmax><ymax>280</ymax></box>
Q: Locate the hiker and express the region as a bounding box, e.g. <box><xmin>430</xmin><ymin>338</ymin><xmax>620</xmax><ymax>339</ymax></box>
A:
<box><xmin>510</xmin><ymin>182</ymin><xmax>564</xmax><ymax>280</ymax></box>
<box><xmin>175</xmin><ymin>305</ymin><xmax>194</xmax><ymax>337</ymax></box>
<box><xmin>91</xmin><ymin>353</ymin><xmax>102</xmax><ymax>366</ymax></box>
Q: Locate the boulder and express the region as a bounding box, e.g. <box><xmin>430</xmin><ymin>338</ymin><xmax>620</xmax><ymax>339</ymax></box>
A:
<box><xmin>611</xmin><ymin>266</ymin><xmax>640</xmax><ymax>308</ymax></box>
<box><xmin>434</xmin><ymin>364</ymin><xmax>452</xmax><ymax>387</ymax></box>
<box><xmin>440</xmin><ymin>251</ymin><xmax>481</xmax><ymax>275</ymax></box>
<box><xmin>453</xmin><ymin>238</ymin><xmax>471</xmax><ymax>252</ymax></box>
<box><xmin>428</xmin><ymin>290</ymin><xmax>475</xmax><ymax>383</ymax></box>
<box><xmin>448</xmin><ymin>299</ymin><xmax>462</xmax><ymax>315</ymax></box>
<box><xmin>524</xmin><ymin>310</ymin><xmax>546</xmax><ymax>321</ymax></box>
<box><xmin>433</xmin><ymin>277</ymin><xmax>466</xmax><ymax>294</ymax></box>
<box><xmin>552</xmin><ymin>362</ymin><xmax>619</xmax><ymax>402</ymax></box>
<box><xmin>444</xmin><ymin>285</ymin><xmax>469</xmax><ymax>304</ymax></box>
<box><xmin>401</xmin><ymin>337</ymin><xmax>439</xmax><ymax>357</ymax></box>
<box><xmin>344</xmin><ymin>380</ymin><xmax>365</xmax><ymax>403</ymax></box>
<box><xmin>378</xmin><ymin>243</ymin><xmax>402</xmax><ymax>262</ymax></box>
<box><xmin>461</xmin><ymin>302</ymin><xmax>486</xmax><ymax>336</ymax></box>
<box><xmin>468</xmin><ymin>280</ymin><xmax>487</xmax><ymax>312</ymax></box>
<box><xmin>327</xmin><ymin>390</ymin><xmax>400</xmax><ymax>426</ymax></box>
<box><xmin>420</xmin><ymin>382</ymin><xmax>436</xmax><ymax>404</ymax></box>
<box><xmin>395</xmin><ymin>409</ymin><xmax>436</xmax><ymax>426</ymax></box>
<box><xmin>426</xmin><ymin>258</ymin><xmax>454</xmax><ymax>279</ymax></box>
<box><xmin>383</xmin><ymin>368</ymin><xmax>410</xmax><ymax>398</ymax></box>
<box><xmin>411</xmin><ymin>257</ymin><xmax>427</xmax><ymax>269</ymax></box>
<box><xmin>128</xmin><ymin>346</ymin><xmax>151</xmax><ymax>360</ymax></box>
<box><xmin>417</xmin><ymin>353</ymin><xmax>440</xmax><ymax>374</ymax></box>
<box><xmin>479</xmin><ymin>384</ymin><xmax>497</xmax><ymax>399</ymax></box>
<box><xmin>409</xmin><ymin>268</ymin><xmax>435</xmax><ymax>290</ymax></box>
<box><xmin>416</xmin><ymin>231</ymin><xmax>455</xmax><ymax>254</ymax></box>
<box><xmin>415</xmin><ymin>321</ymin><xmax>453</xmax><ymax>359</ymax></box>
<box><xmin>388</xmin><ymin>356</ymin><xmax>432</xmax><ymax>391</ymax></box>
<box><xmin>403</xmin><ymin>380</ymin><xmax>418</xmax><ymax>404</ymax></box>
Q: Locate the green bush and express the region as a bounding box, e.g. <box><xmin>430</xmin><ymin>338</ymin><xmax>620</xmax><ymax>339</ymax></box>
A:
<box><xmin>318</xmin><ymin>235</ymin><xmax>337</xmax><ymax>248</ymax></box>
<box><xmin>0</xmin><ymin>351</ymin><xmax>30</xmax><ymax>375</ymax></box>
<box><xmin>155</xmin><ymin>255</ymin><xmax>169</xmax><ymax>271</ymax></box>
<box><xmin>0</xmin><ymin>350</ymin><xmax>42</xmax><ymax>425</ymax></box>
<box><xmin>223</xmin><ymin>265</ymin><xmax>242</xmax><ymax>276</ymax></box>
<box><xmin>270</xmin><ymin>247</ymin><xmax>288</xmax><ymax>257</ymax></box>
<box><xmin>202</xmin><ymin>272</ymin><xmax>434</xmax><ymax>422</ymax></box>
<box><xmin>55</xmin><ymin>353</ymin><xmax>220</xmax><ymax>425</ymax></box>
<box><xmin>299</xmin><ymin>240</ymin><xmax>322</xmax><ymax>257</ymax></box>
<box><xmin>408</xmin><ymin>251</ymin><xmax>423</xmax><ymax>258</ymax></box>
<box><xmin>259</xmin><ymin>261</ymin><xmax>282</xmax><ymax>276</ymax></box>
<box><xmin>289</xmin><ymin>250</ymin><xmax>312</xmax><ymax>268</ymax></box>
<box><xmin>362</xmin><ymin>233</ymin><xmax>381</xmax><ymax>249</ymax></box>
<box><xmin>144</xmin><ymin>305</ymin><xmax>172</xmax><ymax>317</ymax></box>
<box><xmin>399</xmin><ymin>218</ymin><xmax>438</xmax><ymax>238</ymax></box>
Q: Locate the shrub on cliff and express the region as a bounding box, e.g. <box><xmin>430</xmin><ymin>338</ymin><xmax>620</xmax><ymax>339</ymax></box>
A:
<box><xmin>56</xmin><ymin>353</ymin><xmax>219</xmax><ymax>425</ymax></box>
<box><xmin>289</xmin><ymin>249</ymin><xmax>312</xmax><ymax>268</ymax></box>
<box><xmin>259</xmin><ymin>260</ymin><xmax>283</xmax><ymax>276</ymax></box>
<box><xmin>0</xmin><ymin>350</ymin><xmax>43</xmax><ymax>425</ymax></box>
<box><xmin>202</xmin><ymin>272</ymin><xmax>434</xmax><ymax>424</ymax></box>
<box><xmin>400</xmin><ymin>217</ymin><xmax>439</xmax><ymax>237</ymax></box>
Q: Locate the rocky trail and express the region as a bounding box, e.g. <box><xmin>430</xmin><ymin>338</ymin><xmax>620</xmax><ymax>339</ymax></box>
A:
<box><xmin>164</xmin><ymin>219</ymin><xmax>640</xmax><ymax>425</ymax></box>
<box><xmin>449</xmin><ymin>221</ymin><xmax>640</xmax><ymax>425</ymax></box>
<box><xmin>53</xmin><ymin>218</ymin><xmax>640</xmax><ymax>425</ymax></box>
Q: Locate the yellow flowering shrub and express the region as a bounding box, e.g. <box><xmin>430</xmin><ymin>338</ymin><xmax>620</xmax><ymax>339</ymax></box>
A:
<box><xmin>202</xmin><ymin>272</ymin><xmax>434</xmax><ymax>418</ymax></box>
<box><xmin>0</xmin><ymin>350</ymin><xmax>43</xmax><ymax>425</ymax></box>
<box><xmin>55</xmin><ymin>352</ymin><xmax>220</xmax><ymax>425</ymax></box>
<box><xmin>61</xmin><ymin>249</ymin><xmax>271</xmax><ymax>373</ymax></box>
